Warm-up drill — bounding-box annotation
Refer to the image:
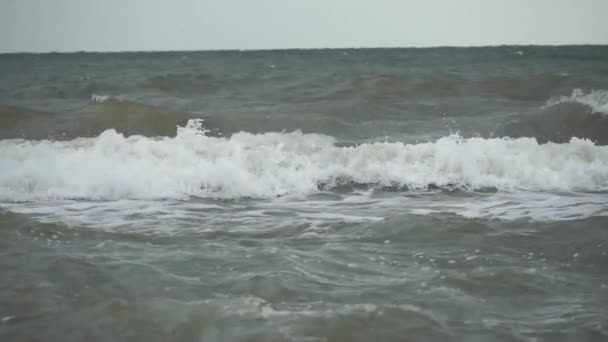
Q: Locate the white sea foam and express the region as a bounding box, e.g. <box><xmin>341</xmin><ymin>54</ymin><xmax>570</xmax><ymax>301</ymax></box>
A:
<box><xmin>1</xmin><ymin>119</ymin><xmax>607</xmax><ymax>201</ymax></box>
<box><xmin>547</xmin><ymin>89</ymin><xmax>608</xmax><ymax>114</ymax></box>
<box><xmin>91</xmin><ymin>94</ymin><xmax>111</xmax><ymax>103</ymax></box>
<box><xmin>91</xmin><ymin>94</ymin><xmax>125</xmax><ymax>103</ymax></box>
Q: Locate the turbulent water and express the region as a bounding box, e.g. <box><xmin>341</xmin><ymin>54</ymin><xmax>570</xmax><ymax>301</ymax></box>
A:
<box><xmin>1</xmin><ymin>46</ymin><xmax>608</xmax><ymax>341</ymax></box>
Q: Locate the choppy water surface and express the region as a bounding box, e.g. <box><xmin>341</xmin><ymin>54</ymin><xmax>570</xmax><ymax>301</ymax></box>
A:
<box><xmin>1</xmin><ymin>46</ymin><xmax>608</xmax><ymax>341</ymax></box>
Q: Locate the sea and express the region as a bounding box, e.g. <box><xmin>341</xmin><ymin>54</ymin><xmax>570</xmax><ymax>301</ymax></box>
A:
<box><xmin>1</xmin><ymin>46</ymin><xmax>608</xmax><ymax>342</ymax></box>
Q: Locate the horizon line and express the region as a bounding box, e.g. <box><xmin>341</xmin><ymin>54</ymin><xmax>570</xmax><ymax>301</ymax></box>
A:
<box><xmin>1</xmin><ymin>43</ymin><xmax>607</xmax><ymax>55</ymax></box>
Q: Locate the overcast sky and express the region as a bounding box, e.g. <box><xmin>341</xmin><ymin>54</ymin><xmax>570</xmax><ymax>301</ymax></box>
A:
<box><xmin>1</xmin><ymin>0</ymin><xmax>607</xmax><ymax>53</ymax></box>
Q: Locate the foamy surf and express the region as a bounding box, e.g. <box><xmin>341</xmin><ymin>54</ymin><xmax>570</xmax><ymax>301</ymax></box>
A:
<box><xmin>1</xmin><ymin>119</ymin><xmax>607</xmax><ymax>201</ymax></box>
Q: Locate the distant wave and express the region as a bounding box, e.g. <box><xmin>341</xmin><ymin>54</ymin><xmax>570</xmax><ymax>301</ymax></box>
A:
<box><xmin>309</xmin><ymin>72</ymin><xmax>569</xmax><ymax>101</ymax></box>
<box><xmin>0</xmin><ymin>100</ymin><xmax>355</xmax><ymax>141</ymax></box>
<box><xmin>495</xmin><ymin>89</ymin><xmax>608</xmax><ymax>145</ymax></box>
<box><xmin>1</xmin><ymin>119</ymin><xmax>607</xmax><ymax>201</ymax></box>
<box><xmin>4</xmin><ymin>87</ymin><xmax>608</xmax><ymax>145</ymax></box>
<box><xmin>0</xmin><ymin>101</ymin><xmax>194</xmax><ymax>140</ymax></box>
<box><xmin>139</xmin><ymin>72</ymin><xmax>570</xmax><ymax>102</ymax></box>
<box><xmin>546</xmin><ymin>89</ymin><xmax>608</xmax><ymax>115</ymax></box>
<box><xmin>91</xmin><ymin>93</ymin><xmax>125</xmax><ymax>103</ymax></box>
<box><xmin>141</xmin><ymin>73</ymin><xmax>254</xmax><ymax>95</ymax></box>
<box><xmin>6</xmin><ymin>79</ymin><xmax>112</xmax><ymax>101</ymax></box>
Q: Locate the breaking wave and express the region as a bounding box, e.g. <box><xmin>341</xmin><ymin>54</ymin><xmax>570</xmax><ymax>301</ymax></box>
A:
<box><xmin>1</xmin><ymin>120</ymin><xmax>607</xmax><ymax>201</ymax></box>
<box><xmin>547</xmin><ymin>89</ymin><xmax>608</xmax><ymax>115</ymax></box>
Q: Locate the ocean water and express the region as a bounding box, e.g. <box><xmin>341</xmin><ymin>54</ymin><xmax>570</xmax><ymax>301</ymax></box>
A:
<box><xmin>1</xmin><ymin>46</ymin><xmax>608</xmax><ymax>341</ymax></box>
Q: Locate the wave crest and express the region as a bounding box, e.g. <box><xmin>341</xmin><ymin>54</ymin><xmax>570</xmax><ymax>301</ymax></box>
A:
<box><xmin>547</xmin><ymin>89</ymin><xmax>608</xmax><ymax>115</ymax></box>
<box><xmin>1</xmin><ymin>120</ymin><xmax>607</xmax><ymax>201</ymax></box>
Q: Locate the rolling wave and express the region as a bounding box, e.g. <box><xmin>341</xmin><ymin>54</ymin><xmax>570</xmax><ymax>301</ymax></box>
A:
<box><xmin>4</xmin><ymin>88</ymin><xmax>608</xmax><ymax>143</ymax></box>
<box><xmin>140</xmin><ymin>71</ymin><xmax>571</xmax><ymax>101</ymax></box>
<box><xmin>0</xmin><ymin>100</ymin><xmax>194</xmax><ymax>140</ymax></box>
<box><xmin>547</xmin><ymin>89</ymin><xmax>608</xmax><ymax>115</ymax></box>
<box><xmin>1</xmin><ymin>119</ymin><xmax>607</xmax><ymax>201</ymax></box>
<box><xmin>496</xmin><ymin>89</ymin><xmax>608</xmax><ymax>145</ymax></box>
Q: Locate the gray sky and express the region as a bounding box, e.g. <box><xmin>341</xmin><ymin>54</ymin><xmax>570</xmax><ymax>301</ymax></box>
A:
<box><xmin>1</xmin><ymin>0</ymin><xmax>607</xmax><ymax>53</ymax></box>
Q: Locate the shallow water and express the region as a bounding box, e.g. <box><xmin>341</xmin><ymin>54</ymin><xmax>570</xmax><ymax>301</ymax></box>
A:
<box><xmin>1</xmin><ymin>46</ymin><xmax>608</xmax><ymax>341</ymax></box>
